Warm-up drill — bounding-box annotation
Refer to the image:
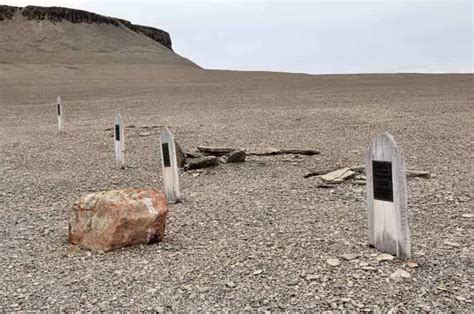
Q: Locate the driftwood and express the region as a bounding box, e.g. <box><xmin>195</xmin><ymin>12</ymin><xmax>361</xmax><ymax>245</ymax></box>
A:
<box><xmin>406</xmin><ymin>170</ymin><xmax>430</xmax><ymax>179</ymax></box>
<box><xmin>249</xmin><ymin>149</ymin><xmax>320</xmax><ymax>156</ymax></box>
<box><xmin>304</xmin><ymin>167</ymin><xmax>340</xmax><ymax>178</ymax></box>
<box><xmin>197</xmin><ymin>146</ymin><xmax>236</xmax><ymax>156</ymax></box>
<box><xmin>185</xmin><ymin>156</ymin><xmax>219</xmax><ymax>170</ymax></box>
<box><xmin>305</xmin><ymin>166</ymin><xmax>430</xmax><ymax>180</ymax></box>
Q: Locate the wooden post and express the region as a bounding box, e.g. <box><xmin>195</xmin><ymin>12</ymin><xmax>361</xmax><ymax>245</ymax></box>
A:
<box><xmin>160</xmin><ymin>127</ymin><xmax>181</xmax><ymax>203</ymax></box>
<box><xmin>365</xmin><ymin>132</ymin><xmax>410</xmax><ymax>259</ymax></box>
<box><xmin>114</xmin><ymin>113</ymin><xmax>125</xmax><ymax>169</ymax></box>
<box><xmin>57</xmin><ymin>96</ymin><xmax>63</xmax><ymax>131</ymax></box>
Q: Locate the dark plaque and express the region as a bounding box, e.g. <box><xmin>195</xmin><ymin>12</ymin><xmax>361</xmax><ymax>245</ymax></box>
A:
<box><xmin>57</xmin><ymin>104</ymin><xmax>61</xmax><ymax>116</ymax></box>
<box><xmin>162</xmin><ymin>143</ymin><xmax>171</xmax><ymax>167</ymax></box>
<box><xmin>372</xmin><ymin>160</ymin><xmax>393</xmax><ymax>202</ymax></box>
<box><xmin>115</xmin><ymin>124</ymin><xmax>120</xmax><ymax>141</ymax></box>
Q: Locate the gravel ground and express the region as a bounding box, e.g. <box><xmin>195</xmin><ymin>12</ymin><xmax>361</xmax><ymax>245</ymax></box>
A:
<box><xmin>0</xmin><ymin>65</ymin><xmax>472</xmax><ymax>311</ymax></box>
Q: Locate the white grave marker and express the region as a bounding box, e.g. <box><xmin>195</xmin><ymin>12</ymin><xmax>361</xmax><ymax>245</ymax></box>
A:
<box><xmin>114</xmin><ymin>113</ymin><xmax>125</xmax><ymax>169</ymax></box>
<box><xmin>56</xmin><ymin>96</ymin><xmax>63</xmax><ymax>131</ymax></box>
<box><xmin>160</xmin><ymin>127</ymin><xmax>181</xmax><ymax>203</ymax></box>
<box><xmin>365</xmin><ymin>132</ymin><xmax>410</xmax><ymax>259</ymax></box>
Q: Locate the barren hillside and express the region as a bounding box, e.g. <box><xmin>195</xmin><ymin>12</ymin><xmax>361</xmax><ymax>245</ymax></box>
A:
<box><xmin>0</xmin><ymin>5</ymin><xmax>197</xmax><ymax>66</ymax></box>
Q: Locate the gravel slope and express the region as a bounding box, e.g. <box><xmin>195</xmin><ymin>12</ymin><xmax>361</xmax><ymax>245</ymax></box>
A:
<box><xmin>0</xmin><ymin>65</ymin><xmax>472</xmax><ymax>311</ymax></box>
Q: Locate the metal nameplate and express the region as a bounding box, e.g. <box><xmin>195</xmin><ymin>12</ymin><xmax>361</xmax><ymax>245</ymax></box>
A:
<box><xmin>162</xmin><ymin>143</ymin><xmax>171</xmax><ymax>167</ymax></box>
<box><xmin>372</xmin><ymin>160</ymin><xmax>393</xmax><ymax>202</ymax></box>
<box><xmin>115</xmin><ymin>124</ymin><xmax>120</xmax><ymax>141</ymax></box>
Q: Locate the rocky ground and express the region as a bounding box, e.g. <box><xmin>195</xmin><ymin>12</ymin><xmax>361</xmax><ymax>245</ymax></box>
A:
<box><xmin>0</xmin><ymin>65</ymin><xmax>472</xmax><ymax>311</ymax></box>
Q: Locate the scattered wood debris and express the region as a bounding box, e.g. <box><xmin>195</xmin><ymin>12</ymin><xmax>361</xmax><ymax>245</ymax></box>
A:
<box><xmin>305</xmin><ymin>165</ymin><xmax>431</xmax><ymax>184</ymax></box>
<box><xmin>248</xmin><ymin>148</ymin><xmax>320</xmax><ymax>156</ymax></box>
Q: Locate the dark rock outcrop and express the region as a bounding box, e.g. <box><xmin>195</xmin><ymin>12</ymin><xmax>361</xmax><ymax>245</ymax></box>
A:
<box><xmin>0</xmin><ymin>5</ymin><xmax>17</xmax><ymax>21</ymax></box>
<box><xmin>0</xmin><ymin>5</ymin><xmax>173</xmax><ymax>50</ymax></box>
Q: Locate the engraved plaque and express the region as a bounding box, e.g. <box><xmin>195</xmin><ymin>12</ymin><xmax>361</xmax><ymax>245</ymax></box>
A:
<box><xmin>372</xmin><ymin>160</ymin><xmax>393</xmax><ymax>202</ymax></box>
<box><xmin>57</xmin><ymin>104</ymin><xmax>61</xmax><ymax>116</ymax></box>
<box><xmin>162</xmin><ymin>143</ymin><xmax>171</xmax><ymax>167</ymax></box>
<box><xmin>115</xmin><ymin>124</ymin><xmax>120</xmax><ymax>141</ymax></box>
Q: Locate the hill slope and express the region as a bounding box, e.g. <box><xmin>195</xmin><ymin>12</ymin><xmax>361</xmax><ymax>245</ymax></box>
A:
<box><xmin>0</xmin><ymin>5</ymin><xmax>198</xmax><ymax>66</ymax></box>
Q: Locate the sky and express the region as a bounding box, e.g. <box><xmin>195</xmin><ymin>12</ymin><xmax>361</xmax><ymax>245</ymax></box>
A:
<box><xmin>3</xmin><ymin>0</ymin><xmax>473</xmax><ymax>74</ymax></box>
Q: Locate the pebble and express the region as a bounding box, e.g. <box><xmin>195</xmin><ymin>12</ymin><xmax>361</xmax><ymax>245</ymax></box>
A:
<box><xmin>444</xmin><ymin>241</ymin><xmax>461</xmax><ymax>248</ymax></box>
<box><xmin>407</xmin><ymin>261</ymin><xmax>419</xmax><ymax>268</ymax></box>
<box><xmin>226</xmin><ymin>281</ymin><xmax>236</xmax><ymax>288</ymax></box>
<box><xmin>327</xmin><ymin>258</ymin><xmax>341</xmax><ymax>267</ymax></box>
<box><xmin>376</xmin><ymin>253</ymin><xmax>394</xmax><ymax>262</ymax></box>
<box><xmin>305</xmin><ymin>274</ymin><xmax>319</xmax><ymax>281</ymax></box>
<box><xmin>341</xmin><ymin>253</ymin><xmax>359</xmax><ymax>261</ymax></box>
<box><xmin>390</xmin><ymin>269</ymin><xmax>411</xmax><ymax>281</ymax></box>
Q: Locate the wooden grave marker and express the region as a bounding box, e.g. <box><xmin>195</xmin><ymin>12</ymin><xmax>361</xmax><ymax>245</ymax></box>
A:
<box><xmin>365</xmin><ymin>132</ymin><xmax>410</xmax><ymax>259</ymax></box>
<box><xmin>160</xmin><ymin>127</ymin><xmax>181</xmax><ymax>203</ymax></box>
<box><xmin>57</xmin><ymin>96</ymin><xmax>63</xmax><ymax>131</ymax></box>
<box><xmin>114</xmin><ymin>113</ymin><xmax>125</xmax><ymax>169</ymax></box>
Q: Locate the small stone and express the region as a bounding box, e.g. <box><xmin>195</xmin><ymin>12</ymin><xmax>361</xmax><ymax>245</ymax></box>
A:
<box><xmin>455</xmin><ymin>296</ymin><xmax>466</xmax><ymax>301</ymax></box>
<box><xmin>444</xmin><ymin>240</ymin><xmax>461</xmax><ymax>248</ymax></box>
<box><xmin>358</xmin><ymin>262</ymin><xmax>369</xmax><ymax>267</ymax></box>
<box><xmin>226</xmin><ymin>281</ymin><xmax>236</xmax><ymax>288</ymax></box>
<box><xmin>305</xmin><ymin>274</ymin><xmax>319</xmax><ymax>281</ymax></box>
<box><xmin>253</xmin><ymin>269</ymin><xmax>263</xmax><ymax>275</ymax></box>
<box><xmin>376</xmin><ymin>253</ymin><xmax>394</xmax><ymax>262</ymax></box>
<box><xmin>287</xmin><ymin>278</ymin><xmax>299</xmax><ymax>286</ymax></box>
<box><xmin>327</xmin><ymin>258</ymin><xmax>341</xmax><ymax>267</ymax></box>
<box><xmin>361</xmin><ymin>266</ymin><xmax>377</xmax><ymax>271</ymax></box>
<box><xmin>390</xmin><ymin>269</ymin><xmax>411</xmax><ymax>281</ymax></box>
<box><xmin>139</xmin><ymin>132</ymin><xmax>152</xmax><ymax>137</ymax></box>
<box><xmin>461</xmin><ymin>214</ymin><xmax>473</xmax><ymax>218</ymax></box>
<box><xmin>341</xmin><ymin>253</ymin><xmax>359</xmax><ymax>261</ymax></box>
<box><xmin>407</xmin><ymin>261</ymin><xmax>419</xmax><ymax>268</ymax></box>
<box><xmin>226</xmin><ymin>150</ymin><xmax>247</xmax><ymax>163</ymax></box>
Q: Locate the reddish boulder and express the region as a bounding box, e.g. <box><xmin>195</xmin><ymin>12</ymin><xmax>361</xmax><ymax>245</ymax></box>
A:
<box><xmin>69</xmin><ymin>189</ymin><xmax>169</xmax><ymax>251</ymax></box>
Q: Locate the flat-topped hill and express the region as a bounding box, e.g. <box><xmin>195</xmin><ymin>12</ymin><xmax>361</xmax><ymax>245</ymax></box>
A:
<box><xmin>0</xmin><ymin>5</ymin><xmax>197</xmax><ymax>66</ymax></box>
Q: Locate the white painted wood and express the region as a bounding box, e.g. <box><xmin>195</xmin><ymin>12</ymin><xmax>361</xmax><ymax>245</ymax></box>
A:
<box><xmin>56</xmin><ymin>96</ymin><xmax>63</xmax><ymax>131</ymax></box>
<box><xmin>160</xmin><ymin>127</ymin><xmax>181</xmax><ymax>203</ymax></box>
<box><xmin>365</xmin><ymin>132</ymin><xmax>410</xmax><ymax>259</ymax></box>
<box><xmin>114</xmin><ymin>113</ymin><xmax>125</xmax><ymax>169</ymax></box>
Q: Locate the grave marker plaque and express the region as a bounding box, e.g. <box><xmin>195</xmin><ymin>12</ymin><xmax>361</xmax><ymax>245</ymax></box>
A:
<box><xmin>114</xmin><ymin>113</ymin><xmax>125</xmax><ymax>169</ymax></box>
<box><xmin>372</xmin><ymin>160</ymin><xmax>393</xmax><ymax>202</ymax></box>
<box><xmin>365</xmin><ymin>132</ymin><xmax>410</xmax><ymax>259</ymax></box>
<box><xmin>56</xmin><ymin>96</ymin><xmax>63</xmax><ymax>131</ymax></box>
<box><xmin>160</xmin><ymin>127</ymin><xmax>181</xmax><ymax>203</ymax></box>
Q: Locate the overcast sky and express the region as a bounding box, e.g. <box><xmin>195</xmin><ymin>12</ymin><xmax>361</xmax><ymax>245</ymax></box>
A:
<box><xmin>4</xmin><ymin>0</ymin><xmax>473</xmax><ymax>74</ymax></box>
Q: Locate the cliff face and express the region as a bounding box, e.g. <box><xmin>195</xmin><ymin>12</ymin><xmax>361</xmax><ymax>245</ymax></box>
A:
<box><xmin>0</xmin><ymin>5</ymin><xmax>173</xmax><ymax>50</ymax></box>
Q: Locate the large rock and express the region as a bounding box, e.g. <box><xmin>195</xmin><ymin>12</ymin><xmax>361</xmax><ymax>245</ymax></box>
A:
<box><xmin>69</xmin><ymin>189</ymin><xmax>169</xmax><ymax>251</ymax></box>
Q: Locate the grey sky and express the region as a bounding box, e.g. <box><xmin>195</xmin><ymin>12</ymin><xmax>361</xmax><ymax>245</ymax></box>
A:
<box><xmin>4</xmin><ymin>0</ymin><xmax>473</xmax><ymax>74</ymax></box>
